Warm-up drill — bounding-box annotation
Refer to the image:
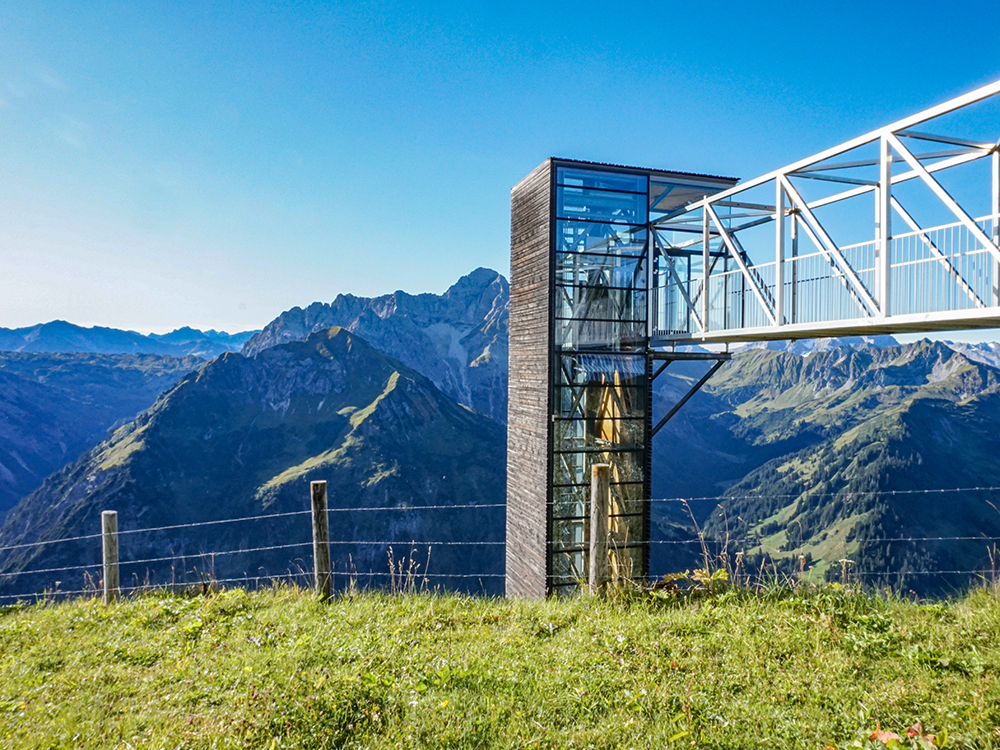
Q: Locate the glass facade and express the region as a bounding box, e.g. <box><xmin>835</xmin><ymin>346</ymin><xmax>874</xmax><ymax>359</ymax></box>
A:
<box><xmin>550</xmin><ymin>166</ymin><xmax>652</xmax><ymax>591</ymax></box>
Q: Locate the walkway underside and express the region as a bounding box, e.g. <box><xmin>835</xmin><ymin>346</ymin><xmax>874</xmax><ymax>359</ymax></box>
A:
<box><xmin>652</xmin><ymin>307</ymin><xmax>1000</xmax><ymax>345</ymax></box>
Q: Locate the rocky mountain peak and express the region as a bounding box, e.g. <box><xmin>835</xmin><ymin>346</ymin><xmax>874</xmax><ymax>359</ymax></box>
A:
<box><xmin>240</xmin><ymin>268</ymin><xmax>509</xmax><ymax>423</ymax></box>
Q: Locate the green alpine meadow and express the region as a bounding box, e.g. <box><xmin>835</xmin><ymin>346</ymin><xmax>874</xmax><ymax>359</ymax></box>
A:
<box><xmin>2</xmin><ymin>584</ymin><xmax>999</xmax><ymax>749</ymax></box>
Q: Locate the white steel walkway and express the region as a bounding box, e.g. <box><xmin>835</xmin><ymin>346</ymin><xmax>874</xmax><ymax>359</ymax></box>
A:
<box><xmin>650</xmin><ymin>79</ymin><xmax>1000</xmax><ymax>344</ymax></box>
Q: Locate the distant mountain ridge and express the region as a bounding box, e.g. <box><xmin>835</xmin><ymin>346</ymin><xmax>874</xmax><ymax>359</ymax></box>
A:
<box><xmin>0</xmin><ymin>321</ymin><xmax>259</xmax><ymax>359</ymax></box>
<box><xmin>242</xmin><ymin>268</ymin><xmax>509</xmax><ymax>423</ymax></box>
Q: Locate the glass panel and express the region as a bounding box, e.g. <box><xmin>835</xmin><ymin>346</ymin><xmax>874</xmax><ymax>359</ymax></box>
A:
<box><xmin>558</xmin><ymin>221</ymin><xmax>646</xmax><ymax>256</ymax></box>
<box><xmin>554</xmin><ymin>384</ymin><xmax>647</xmax><ymax>419</ymax></box>
<box><xmin>552</xmin><ymin>482</ymin><xmax>646</xmax><ymax>518</ymax></box>
<box><xmin>553</xmin><ymin>418</ymin><xmax>645</xmax><ymax>451</ymax></box>
<box><xmin>555</xmin><ymin>353</ymin><xmax>647</xmax><ymax>385</ymax></box>
<box><xmin>557</xmin><ymin>167</ymin><xmax>647</xmax><ymax>194</ymax></box>
<box><xmin>552</xmin><ymin>518</ymin><xmax>587</xmax><ymax>551</ymax></box>
<box><xmin>551</xmin><ymin>546</ymin><xmax>586</xmax><ymax>589</ymax></box>
<box><xmin>554</xmin><ymin>319</ymin><xmax>646</xmax><ymax>351</ymax></box>
<box><xmin>557</xmin><ymin>187</ymin><xmax>647</xmax><ymax>225</ymax></box>
<box><xmin>608</xmin><ymin>513</ymin><xmax>644</xmax><ymax>546</ymax></box>
<box><xmin>554</xmin><ymin>286</ymin><xmax>646</xmax><ymax>320</ymax></box>
<box><xmin>552</xmin><ymin>450</ymin><xmax>645</xmax><ymax>485</ymax></box>
<box><xmin>552</xmin><ymin>484</ymin><xmax>587</xmax><ymax>520</ymax></box>
<box><xmin>554</xmin><ymin>252</ymin><xmax>646</xmax><ymax>289</ymax></box>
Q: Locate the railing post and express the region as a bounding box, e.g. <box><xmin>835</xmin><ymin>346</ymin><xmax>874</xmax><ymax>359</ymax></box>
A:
<box><xmin>878</xmin><ymin>135</ymin><xmax>892</xmax><ymax>316</ymax></box>
<box><xmin>790</xmin><ymin>212</ymin><xmax>798</xmax><ymax>324</ymax></box>
<box><xmin>992</xmin><ymin>149</ymin><xmax>999</xmax><ymax>306</ymax></box>
<box><xmin>775</xmin><ymin>181</ymin><xmax>785</xmax><ymax>326</ymax></box>
<box><xmin>701</xmin><ymin>207</ymin><xmax>710</xmax><ymax>332</ymax></box>
<box><xmin>311</xmin><ymin>480</ymin><xmax>331</xmax><ymax>600</ymax></box>
<box><xmin>589</xmin><ymin>463</ymin><xmax>610</xmax><ymax>595</ymax></box>
<box><xmin>101</xmin><ymin>511</ymin><xmax>119</xmax><ymax>604</ymax></box>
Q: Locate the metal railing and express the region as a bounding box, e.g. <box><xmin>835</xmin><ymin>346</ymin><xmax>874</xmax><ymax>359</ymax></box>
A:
<box><xmin>652</xmin><ymin>214</ymin><xmax>1000</xmax><ymax>337</ymax></box>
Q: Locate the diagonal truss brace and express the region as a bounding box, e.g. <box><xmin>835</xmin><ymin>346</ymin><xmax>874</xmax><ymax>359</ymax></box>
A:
<box><xmin>890</xmin><ymin>196</ymin><xmax>985</xmax><ymax>309</ymax></box>
<box><xmin>780</xmin><ymin>176</ymin><xmax>881</xmax><ymax>317</ymax></box>
<box><xmin>652</xmin><ymin>232</ymin><xmax>704</xmax><ymax>331</ymax></box>
<box><xmin>649</xmin><ymin>353</ymin><xmax>729</xmax><ymax>438</ymax></box>
<box><xmin>886</xmin><ymin>133</ymin><xmax>1000</xmax><ymax>266</ymax></box>
<box><xmin>705</xmin><ymin>204</ymin><xmax>777</xmax><ymax>326</ymax></box>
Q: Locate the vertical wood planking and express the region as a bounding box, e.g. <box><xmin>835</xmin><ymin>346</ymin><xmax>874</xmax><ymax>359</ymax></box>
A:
<box><xmin>589</xmin><ymin>464</ymin><xmax>610</xmax><ymax>595</ymax></box>
<box><xmin>101</xmin><ymin>511</ymin><xmax>119</xmax><ymax>604</ymax></box>
<box><xmin>506</xmin><ymin>159</ymin><xmax>553</xmax><ymax>598</ymax></box>
<box><xmin>311</xmin><ymin>481</ymin><xmax>331</xmax><ymax>600</ymax></box>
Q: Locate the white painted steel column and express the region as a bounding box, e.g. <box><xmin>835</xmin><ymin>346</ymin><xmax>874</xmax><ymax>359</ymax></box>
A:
<box><xmin>790</xmin><ymin>212</ymin><xmax>798</xmax><ymax>324</ymax></box>
<box><xmin>878</xmin><ymin>136</ymin><xmax>892</xmax><ymax>317</ymax></box>
<box><xmin>702</xmin><ymin>208</ymin><xmax>710</xmax><ymax>332</ymax></box>
<box><xmin>993</xmin><ymin>150</ymin><xmax>999</xmax><ymax>306</ymax></box>
<box><xmin>775</xmin><ymin>181</ymin><xmax>785</xmax><ymax>326</ymax></box>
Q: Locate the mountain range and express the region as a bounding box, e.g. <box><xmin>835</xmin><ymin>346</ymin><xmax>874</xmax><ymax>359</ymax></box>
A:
<box><xmin>651</xmin><ymin>341</ymin><xmax>1000</xmax><ymax>594</ymax></box>
<box><xmin>0</xmin><ymin>321</ymin><xmax>258</xmax><ymax>359</ymax></box>
<box><xmin>242</xmin><ymin>267</ymin><xmax>509</xmax><ymax>424</ymax></box>
<box><xmin>3</xmin><ymin>267</ymin><xmax>1000</xmax><ymax>597</ymax></box>
<box><xmin>0</xmin><ymin>352</ymin><xmax>202</xmax><ymax>518</ymax></box>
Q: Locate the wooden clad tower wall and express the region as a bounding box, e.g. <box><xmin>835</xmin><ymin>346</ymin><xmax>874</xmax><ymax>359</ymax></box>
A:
<box><xmin>506</xmin><ymin>159</ymin><xmax>552</xmax><ymax>598</ymax></box>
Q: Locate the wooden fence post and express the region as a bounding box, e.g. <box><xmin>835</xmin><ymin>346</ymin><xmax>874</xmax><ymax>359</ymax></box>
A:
<box><xmin>589</xmin><ymin>464</ymin><xmax>610</xmax><ymax>595</ymax></box>
<box><xmin>102</xmin><ymin>510</ymin><xmax>119</xmax><ymax>604</ymax></box>
<box><xmin>311</xmin><ymin>481</ymin><xmax>331</xmax><ymax>599</ymax></box>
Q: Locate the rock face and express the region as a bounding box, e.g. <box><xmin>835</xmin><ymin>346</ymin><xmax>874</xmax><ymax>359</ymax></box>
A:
<box><xmin>0</xmin><ymin>321</ymin><xmax>258</xmax><ymax>359</ymax></box>
<box><xmin>0</xmin><ymin>328</ymin><xmax>505</xmax><ymax>598</ymax></box>
<box><xmin>242</xmin><ymin>268</ymin><xmax>509</xmax><ymax>424</ymax></box>
<box><xmin>0</xmin><ymin>353</ymin><xmax>202</xmax><ymax>518</ymax></box>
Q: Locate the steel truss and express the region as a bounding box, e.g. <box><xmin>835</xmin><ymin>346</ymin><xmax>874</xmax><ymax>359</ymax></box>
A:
<box><xmin>650</xmin><ymin>79</ymin><xmax>1000</xmax><ymax>344</ymax></box>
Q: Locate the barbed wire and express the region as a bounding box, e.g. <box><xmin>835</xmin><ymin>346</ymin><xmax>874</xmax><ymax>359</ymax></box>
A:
<box><xmin>0</xmin><ymin>533</ymin><xmax>103</xmax><ymax>554</ymax></box>
<box><xmin>115</xmin><ymin>511</ymin><xmax>312</xmax><ymax>536</ymax></box>
<box><xmin>112</xmin><ymin>542</ymin><xmax>313</xmax><ymax>568</ymax></box>
<box><xmin>643</xmin><ymin>486</ymin><xmax>1000</xmax><ymax>503</ymax></box>
<box><xmin>0</xmin><ymin>504</ymin><xmax>507</xmax><ymax>556</ymax></box>
<box><xmin>0</xmin><ymin>562</ymin><xmax>101</xmax><ymax>578</ymax></box>
<box><xmin>3</xmin><ymin>485</ymin><xmax>996</xmax><ymax>557</ymax></box>
<box><xmin>326</xmin><ymin>503</ymin><xmax>506</xmax><ymax>513</ymax></box>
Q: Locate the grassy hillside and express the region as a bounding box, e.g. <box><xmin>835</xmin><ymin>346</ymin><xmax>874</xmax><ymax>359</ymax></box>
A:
<box><xmin>2</xmin><ymin>586</ymin><xmax>999</xmax><ymax>749</ymax></box>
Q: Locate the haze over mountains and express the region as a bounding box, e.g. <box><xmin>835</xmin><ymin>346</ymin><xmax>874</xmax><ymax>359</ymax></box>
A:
<box><xmin>0</xmin><ymin>322</ymin><xmax>258</xmax><ymax>359</ymax></box>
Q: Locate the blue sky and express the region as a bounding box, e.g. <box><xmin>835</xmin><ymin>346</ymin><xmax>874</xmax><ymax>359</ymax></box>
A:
<box><xmin>2</xmin><ymin>1</ymin><xmax>999</xmax><ymax>334</ymax></box>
